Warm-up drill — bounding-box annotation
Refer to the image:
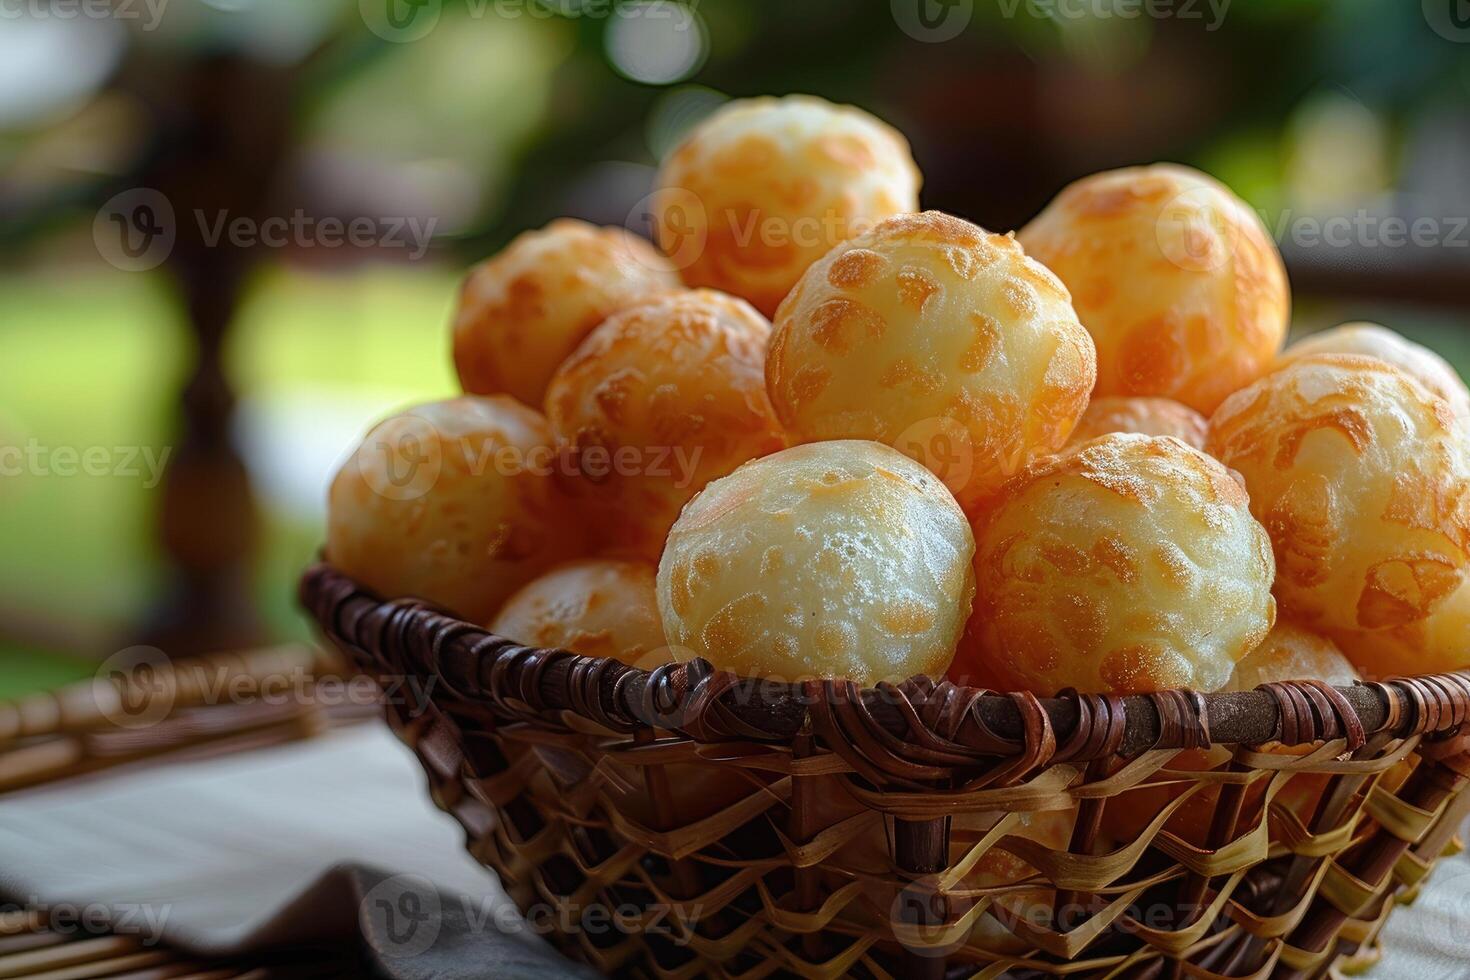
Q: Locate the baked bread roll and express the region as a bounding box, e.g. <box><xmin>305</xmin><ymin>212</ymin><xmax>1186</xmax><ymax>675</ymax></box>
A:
<box><xmin>1278</xmin><ymin>321</ymin><xmax>1470</xmax><ymax>418</ymax></box>
<box><xmin>546</xmin><ymin>289</ymin><xmax>788</xmax><ymax>558</ymax></box>
<box><xmin>327</xmin><ymin>396</ymin><xmax>583</xmax><ymax>624</ymax></box>
<box><xmin>1329</xmin><ymin>578</ymin><xmax>1470</xmax><ymax>680</ymax></box>
<box><xmin>1207</xmin><ymin>353</ymin><xmax>1470</xmax><ymax>635</ymax></box>
<box><xmin>1224</xmin><ymin>620</ymin><xmax>1357</xmax><ymax>692</ymax></box>
<box><xmin>960</xmin><ymin>433</ymin><xmax>1276</xmax><ymax>695</ymax></box>
<box><xmin>653</xmin><ymin>94</ymin><xmax>920</xmax><ymax>316</ymax></box>
<box><xmin>1065</xmin><ymin>396</ymin><xmax>1207</xmax><ymax>450</ymax></box>
<box><xmin>452</xmin><ymin>219</ymin><xmax>678</xmax><ymax>406</ymax></box>
<box><xmin>657</xmin><ymin>440</ymin><xmax>975</xmax><ymax>685</ymax></box>
<box><xmin>1019</xmin><ymin>164</ymin><xmax>1289</xmax><ymax>415</ymax></box>
<box><xmin>767</xmin><ymin>210</ymin><xmax>1095</xmax><ymax>513</ymax></box>
<box><xmin>490</xmin><ymin>559</ymin><xmax>665</xmax><ymax>664</ymax></box>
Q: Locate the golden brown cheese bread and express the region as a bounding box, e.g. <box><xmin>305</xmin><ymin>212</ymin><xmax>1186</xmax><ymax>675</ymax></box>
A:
<box><xmin>767</xmin><ymin>210</ymin><xmax>1095</xmax><ymax>513</ymax></box>
<box><xmin>1020</xmin><ymin>163</ymin><xmax>1288</xmax><ymax>415</ymax></box>
<box><xmin>327</xmin><ymin>396</ymin><xmax>584</xmax><ymax>624</ymax></box>
<box><xmin>1065</xmin><ymin>396</ymin><xmax>1208</xmax><ymax>451</ymax></box>
<box><xmin>653</xmin><ymin>94</ymin><xmax>920</xmax><ymax>317</ymax></box>
<box><xmin>1207</xmin><ymin>353</ymin><xmax>1470</xmax><ymax>636</ymax></box>
<box><xmin>490</xmin><ymin>559</ymin><xmax>665</xmax><ymax>664</ymax></box>
<box><xmin>453</xmin><ymin>219</ymin><xmax>678</xmax><ymax>406</ymax></box>
<box><xmin>1278</xmin><ymin>321</ymin><xmax>1470</xmax><ymax>418</ymax></box>
<box><xmin>959</xmin><ymin>433</ymin><xmax>1276</xmax><ymax>695</ymax></box>
<box><xmin>546</xmin><ymin>289</ymin><xmax>788</xmax><ymax>559</ymax></box>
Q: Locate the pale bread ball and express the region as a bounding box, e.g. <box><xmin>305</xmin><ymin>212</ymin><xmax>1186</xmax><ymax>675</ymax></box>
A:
<box><xmin>964</xmin><ymin>433</ymin><xmax>1276</xmax><ymax>695</ymax></box>
<box><xmin>489</xmin><ymin>559</ymin><xmax>665</xmax><ymax>664</ymax></box>
<box><xmin>327</xmin><ymin>396</ymin><xmax>584</xmax><ymax>624</ymax></box>
<box><xmin>1224</xmin><ymin>621</ymin><xmax>1357</xmax><ymax>692</ymax></box>
<box><xmin>1278</xmin><ymin>321</ymin><xmax>1470</xmax><ymax>418</ymax></box>
<box><xmin>452</xmin><ymin>219</ymin><xmax>679</xmax><ymax>406</ymax></box>
<box><xmin>1329</xmin><ymin>578</ymin><xmax>1470</xmax><ymax>680</ymax></box>
<box><xmin>1066</xmin><ymin>396</ymin><xmax>1208</xmax><ymax>450</ymax></box>
<box><xmin>1207</xmin><ymin>354</ymin><xmax>1470</xmax><ymax>634</ymax></box>
<box><xmin>767</xmin><ymin>211</ymin><xmax>1096</xmax><ymax>513</ymax></box>
<box><xmin>545</xmin><ymin>289</ymin><xmax>787</xmax><ymax>559</ymax></box>
<box><xmin>653</xmin><ymin>94</ymin><xmax>920</xmax><ymax>317</ymax></box>
<box><xmin>656</xmin><ymin>440</ymin><xmax>975</xmax><ymax>685</ymax></box>
<box><xmin>1019</xmin><ymin>164</ymin><xmax>1289</xmax><ymax>415</ymax></box>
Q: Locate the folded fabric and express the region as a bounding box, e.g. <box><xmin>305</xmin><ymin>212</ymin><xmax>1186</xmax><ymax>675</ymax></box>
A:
<box><xmin>0</xmin><ymin>722</ymin><xmax>593</xmax><ymax>978</ymax></box>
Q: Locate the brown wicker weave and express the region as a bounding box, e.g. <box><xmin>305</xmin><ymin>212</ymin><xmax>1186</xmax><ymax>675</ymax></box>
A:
<box><xmin>301</xmin><ymin>562</ymin><xmax>1470</xmax><ymax>980</ymax></box>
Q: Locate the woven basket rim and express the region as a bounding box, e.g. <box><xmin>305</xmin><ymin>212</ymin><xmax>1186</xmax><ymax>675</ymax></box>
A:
<box><xmin>299</xmin><ymin>561</ymin><xmax>1470</xmax><ymax>766</ymax></box>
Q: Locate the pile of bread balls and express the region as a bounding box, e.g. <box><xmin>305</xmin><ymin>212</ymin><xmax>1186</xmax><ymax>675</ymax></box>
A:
<box><xmin>328</xmin><ymin>93</ymin><xmax>1470</xmax><ymax>705</ymax></box>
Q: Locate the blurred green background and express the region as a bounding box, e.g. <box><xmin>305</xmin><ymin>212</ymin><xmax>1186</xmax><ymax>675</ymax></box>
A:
<box><xmin>2</xmin><ymin>0</ymin><xmax>1468</xmax><ymax>697</ymax></box>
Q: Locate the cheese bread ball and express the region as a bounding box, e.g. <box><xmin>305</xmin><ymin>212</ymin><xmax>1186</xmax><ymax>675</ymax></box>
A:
<box><xmin>653</xmin><ymin>94</ymin><xmax>920</xmax><ymax>317</ymax></box>
<box><xmin>1065</xmin><ymin>396</ymin><xmax>1208</xmax><ymax>450</ymax></box>
<box><xmin>767</xmin><ymin>211</ymin><xmax>1096</xmax><ymax>512</ymax></box>
<box><xmin>1278</xmin><ymin>321</ymin><xmax>1470</xmax><ymax>418</ymax></box>
<box><xmin>1224</xmin><ymin>621</ymin><xmax>1357</xmax><ymax>692</ymax></box>
<box><xmin>1207</xmin><ymin>354</ymin><xmax>1470</xmax><ymax>634</ymax></box>
<box><xmin>946</xmin><ymin>643</ymin><xmax>1026</xmax><ymax>692</ymax></box>
<box><xmin>656</xmin><ymin>440</ymin><xmax>975</xmax><ymax>685</ymax></box>
<box><xmin>1019</xmin><ymin>164</ymin><xmax>1289</xmax><ymax>415</ymax></box>
<box><xmin>327</xmin><ymin>396</ymin><xmax>584</xmax><ymax>624</ymax></box>
<box><xmin>452</xmin><ymin>219</ymin><xmax>679</xmax><ymax>406</ymax></box>
<box><xmin>965</xmin><ymin>434</ymin><xmax>1276</xmax><ymax>695</ymax></box>
<box><xmin>1330</xmin><ymin>579</ymin><xmax>1470</xmax><ymax>680</ymax></box>
<box><xmin>489</xmin><ymin>560</ymin><xmax>666</xmax><ymax>664</ymax></box>
<box><xmin>546</xmin><ymin>290</ymin><xmax>788</xmax><ymax>558</ymax></box>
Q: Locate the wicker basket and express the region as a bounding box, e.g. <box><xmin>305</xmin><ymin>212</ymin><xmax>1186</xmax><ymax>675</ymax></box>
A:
<box><xmin>301</xmin><ymin>562</ymin><xmax>1470</xmax><ymax>980</ymax></box>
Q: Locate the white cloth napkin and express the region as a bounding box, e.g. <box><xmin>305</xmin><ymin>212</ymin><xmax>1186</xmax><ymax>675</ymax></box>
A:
<box><xmin>0</xmin><ymin>720</ymin><xmax>1463</xmax><ymax>977</ymax></box>
<box><xmin>0</xmin><ymin>723</ymin><xmax>522</xmax><ymax>953</ymax></box>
